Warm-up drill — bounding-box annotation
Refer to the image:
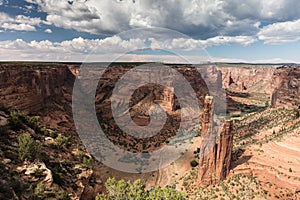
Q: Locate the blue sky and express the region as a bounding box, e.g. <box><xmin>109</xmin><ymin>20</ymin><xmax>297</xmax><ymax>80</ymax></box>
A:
<box><xmin>0</xmin><ymin>0</ymin><xmax>300</xmax><ymax>63</ymax></box>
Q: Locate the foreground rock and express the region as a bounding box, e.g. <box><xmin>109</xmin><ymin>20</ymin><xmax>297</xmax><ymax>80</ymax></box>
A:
<box><xmin>0</xmin><ymin>108</ymin><xmax>96</xmax><ymax>199</ymax></box>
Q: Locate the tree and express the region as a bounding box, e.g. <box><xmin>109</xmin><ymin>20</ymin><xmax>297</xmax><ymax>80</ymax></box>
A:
<box><xmin>18</xmin><ymin>133</ymin><xmax>41</xmax><ymax>161</ymax></box>
<box><xmin>9</xmin><ymin>110</ymin><xmax>25</xmax><ymax>131</ymax></box>
<box><xmin>190</xmin><ymin>160</ymin><xmax>199</xmax><ymax>167</ymax></box>
<box><xmin>147</xmin><ymin>185</ymin><xmax>188</xmax><ymax>200</ymax></box>
<box><xmin>96</xmin><ymin>178</ymin><xmax>187</xmax><ymax>200</ymax></box>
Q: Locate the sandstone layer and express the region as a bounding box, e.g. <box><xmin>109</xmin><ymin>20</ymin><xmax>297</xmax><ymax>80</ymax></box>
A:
<box><xmin>271</xmin><ymin>66</ymin><xmax>300</xmax><ymax>108</ymax></box>
<box><xmin>198</xmin><ymin>96</ymin><xmax>234</xmax><ymax>185</ymax></box>
<box><xmin>218</xmin><ymin>65</ymin><xmax>276</xmax><ymax>94</ymax></box>
<box><xmin>0</xmin><ymin>63</ymin><xmax>75</xmax><ymax>131</ymax></box>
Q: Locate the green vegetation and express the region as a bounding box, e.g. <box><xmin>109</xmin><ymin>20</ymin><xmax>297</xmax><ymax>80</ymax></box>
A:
<box><xmin>8</xmin><ymin>110</ymin><xmax>41</xmax><ymax>131</ymax></box>
<box><xmin>293</xmin><ymin>108</ymin><xmax>300</xmax><ymax>119</ymax></box>
<box><xmin>57</xmin><ymin>191</ymin><xmax>70</xmax><ymax>200</ymax></box>
<box><xmin>0</xmin><ymin>161</ymin><xmax>28</xmax><ymax>199</ymax></box>
<box><xmin>9</xmin><ymin>110</ymin><xmax>26</xmax><ymax>131</ymax></box>
<box><xmin>17</xmin><ymin>133</ymin><xmax>41</xmax><ymax>161</ymax></box>
<box><xmin>233</xmin><ymin>108</ymin><xmax>300</xmax><ymax>150</ymax></box>
<box><xmin>184</xmin><ymin>173</ymin><xmax>268</xmax><ymax>199</ymax></box>
<box><xmin>56</xmin><ymin>135</ymin><xmax>71</xmax><ymax>149</ymax></box>
<box><xmin>82</xmin><ymin>156</ymin><xmax>92</xmax><ymax>169</ymax></box>
<box><xmin>49</xmin><ymin>130</ymin><xmax>58</xmax><ymax>139</ymax></box>
<box><xmin>0</xmin><ymin>108</ymin><xmax>88</xmax><ymax>199</ymax></box>
<box><xmin>34</xmin><ymin>182</ymin><xmax>46</xmax><ymax>198</ymax></box>
<box><xmin>190</xmin><ymin>160</ymin><xmax>199</xmax><ymax>168</ymax></box>
<box><xmin>96</xmin><ymin>178</ymin><xmax>188</xmax><ymax>200</ymax></box>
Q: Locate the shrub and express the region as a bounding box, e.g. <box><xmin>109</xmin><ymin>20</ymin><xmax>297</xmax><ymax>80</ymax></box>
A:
<box><xmin>27</xmin><ymin>116</ymin><xmax>40</xmax><ymax>127</ymax></box>
<box><xmin>190</xmin><ymin>160</ymin><xmax>199</xmax><ymax>167</ymax></box>
<box><xmin>293</xmin><ymin>108</ymin><xmax>300</xmax><ymax>118</ymax></box>
<box><xmin>78</xmin><ymin>150</ymin><xmax>85</xmax><ymax>161</ymax></box>
<box><xmin>34</xmin><ymin>182</ymin><xmax>45</xmax><ymax>198</ymax></box>
<box><xmin>57</xmin><ymin>191</ymin><xmax>70</xmax><ymax>200</ymax></box>
<box><xmin>9</xmin><ymin>110</ymin><xmax>25</xmax><ymax>131</ymax></box>
<box><xmin>82</xmin><ymin>157</ymin><xmax>92</xmax><ymax>169</ymax></box>
<box><xmin>17</xmin><ymin>133</ymin><xmax>41</xmax><ymax>161</ymax></box>
<box><xmin>49</xmin><ymin>131</ymin><xmax>58</xmax><ymax>139</ymax></box>
<box><xmin>56</xmin><ymin>135</ymin><xmax>71</xmax><ymax>149</ymax></box>
<box><xmin>96</xmin><ymin>178</ymin><xmax>187</xmax><ymax>200</ymax></box>
<box><xmin>33</xmin><ymin>168</ymin><xmax>45</xmax><ymax>178</ymax></box>
<box><xmin>39</xmin><ymin>127</ymin><xmax>49</xmax><ymax>136</ymax></box>
<box><xmin>265</xmin><ymin>101</ymin><xmax>270</xmax><ymax>107</ymax></box>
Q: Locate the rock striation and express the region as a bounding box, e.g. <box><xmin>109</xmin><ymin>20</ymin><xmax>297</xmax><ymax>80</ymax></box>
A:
<box><xmin>0</xmin><ymin>63</ymin><xmax>75</xmax><ymax>130</ymax></box>
<box><xmin>218</xmin><ymin>66</ymin><xmax>275</xmax><ymax>94</ymax></box>
<box><xmin>215</xmin><ymin>120</ymin><xmax>234</xmax><ymax>180</ymax></box>
<box><xmin>198</xmin><ymin>96</ymin><xmax>217</xmax><ymax>184</ymax></box>
<box><xmin>198</xmin><ymin>96</ymin><xmax>234</xmax><ymax>185</ymax></box>
<box><xmin>271</xmin><ymin>66</ymin><xmax>300</xmax><ymax>108</ymax></box>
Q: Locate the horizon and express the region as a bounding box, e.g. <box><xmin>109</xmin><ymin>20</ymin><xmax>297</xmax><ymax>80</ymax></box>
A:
<box><xmin>0</xmin><ymin>61</ymin><xmax>298</xmax><ymax>65</ymax></box>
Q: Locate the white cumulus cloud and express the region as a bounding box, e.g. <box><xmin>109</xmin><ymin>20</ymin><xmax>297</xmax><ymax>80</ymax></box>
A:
<box><xmin>22</xmin><ymin>0</ymin><xmax>300</xmax><ymax>42</ymax></box>
<box><xmin>0</xmin><ymin>34</ymin><xmax>260</xmax><ymax>62</ymax></box>
<box><xmin>44</xmin><ymin>28</ymin><xmax>52</xmax><ymax>33</ymax></box>
<box><xmin>2</xmin><ymin>23</ymin><xmax>36</xmax><ymax>31</ymax></box>
<box><xmin>0</xmin><ymin>12</ymin><xmax>44</xmax><ymax>32</ymax></box>
<box><xmin>258</xmin><ymin>19</ymin><xmax>300</xmax><ymax>44</ymax></box>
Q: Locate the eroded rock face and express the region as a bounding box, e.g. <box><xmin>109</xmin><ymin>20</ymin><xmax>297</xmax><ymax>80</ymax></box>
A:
<box><xmin>218</xmin><ymin>66</ymin><xmax>275</xmax><ymax>94</ymax></box>
<box><xmin>271</xmin><ymin>66</ymin><xmax>300</xmax><ymax>108</ymax></box>
<box><xmin>0</xmin><ymin>64</ymin><xmax>75</xmax><ymax>130</ymax></box>
<box><xmin>198</xmin><ymin>96</ymin><xmax>216</xmax><ymax>184</ymax></box>
<box><xmin>215</xmin><ymin>120</ymin><xmax>234</xmax><ymax>180</ymax></box>
<box><xmin>198</xmin><ymin>96</ymin><xmax>234</xmax><ymax>185</ymax></box>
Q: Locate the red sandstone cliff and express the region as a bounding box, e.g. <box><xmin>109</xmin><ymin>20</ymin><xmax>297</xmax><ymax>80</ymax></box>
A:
<box><xmin>198</xmin><ymin>96</ymin><xmax>234</xmax><ymax>185</ymax></box>
<box><xmin>218</xmin><ymin>65</ymin><xmax>276</xmax><ymax>94</ymax></box>
<box><xmin>0</xmin><ymin>63</ymin><xmax>75</xmax><ymax>130</ymax></box>
<box><xmin>198</xmin><ymin>96</ymin><xmax>217</xmax><ymax>184</ymax></box>
<box><xmin>215</xmin><ymin>120</ymin><xmax>234</xmax><ymax>180</ymax></box>
<box><xmin>271</xmin><ymin>66</ymin><xmax>300</xmax><ymax>108</ymax></box>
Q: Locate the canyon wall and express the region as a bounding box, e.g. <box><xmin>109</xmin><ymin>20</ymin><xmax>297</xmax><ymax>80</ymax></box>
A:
<box><xmin>198</xmin><ymin>96</ymin><xmax>234</xmax><ymax>185</ymax></box>
<box><xmin>218</xmin><ymin>65</ymin><xmax>300</xmax><ymax>109</ymax></box>
<box><xmin>0</xmin><ymin>63</ymin><xmax>75</xmax><ymax>130</ymax></box>
<box><xmin>218</xmin><ymin>65</ymin><xmax>276</xmax><ymax>94</ymax></box>
<box><xmin>271</xmin><ymin>66</ymin><xmax>300</xmax><ymax>108</ymax></box>
<box><xmin>0</xmin><ymin>63</ymin><xmax>220</xmax><ymax>129</ymax></box>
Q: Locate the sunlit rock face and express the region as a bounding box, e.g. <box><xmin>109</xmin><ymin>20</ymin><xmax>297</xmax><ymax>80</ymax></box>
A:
<box><xmin>198</xmin><ymin>96</ymin><xmax>233</xmax><ymax>185</ymax></box>
<box><xmin>271</xmin><ymin>66</ymin><xmax>300</xmax><ymax>108</ymax></box>
<box><xmin>218</xmin><ymin>66</ymin><xmax>275</xmax><ymax>94</ymax></box>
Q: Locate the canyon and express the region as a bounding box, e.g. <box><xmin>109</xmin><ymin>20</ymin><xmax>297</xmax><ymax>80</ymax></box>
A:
<box><xmin>0</xmin><ymin>62</ymin><xmax>300</xmax><ymax>199</ymax></box>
